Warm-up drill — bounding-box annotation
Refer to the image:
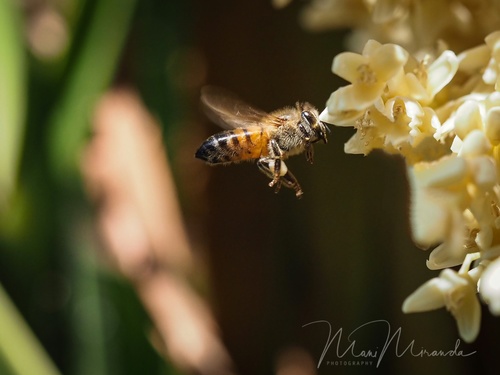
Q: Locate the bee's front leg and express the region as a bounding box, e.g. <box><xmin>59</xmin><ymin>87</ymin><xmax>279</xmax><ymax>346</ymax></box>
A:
<box><xmin>305</xmin><ymin>143</ymin><xmax>314</xmax><ymax>164</ymax></box>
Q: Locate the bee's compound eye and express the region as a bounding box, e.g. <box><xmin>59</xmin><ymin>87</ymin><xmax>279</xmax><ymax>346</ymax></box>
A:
<box><xmin>301</xmin><ymin>111</ymin><xmax>315</xmax><ymax>126</ymax></box>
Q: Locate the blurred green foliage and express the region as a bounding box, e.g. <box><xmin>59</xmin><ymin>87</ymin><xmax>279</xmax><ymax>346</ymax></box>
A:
<box><xmin>47</xmin><ymin>0</ymin><xmax>137</xmax><ymax>181</ymax></box>
<box><xmin>0</xmin><ymin>0</ymin><xmax>25</xmax><ymax>212</ymax></box>
<box><xmin>0</xmin><ymin>0</ymin><xmax>187</xmax><ymax>374</ymax></box>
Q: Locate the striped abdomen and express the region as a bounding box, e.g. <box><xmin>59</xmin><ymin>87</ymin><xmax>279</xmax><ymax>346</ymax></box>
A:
<box><xmin>195</xmin><ymin>126</ymin><xmax>270</xmax><ymax>164</ymax></box>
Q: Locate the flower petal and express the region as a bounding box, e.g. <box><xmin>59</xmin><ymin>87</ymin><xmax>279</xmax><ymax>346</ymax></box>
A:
<box><xmin>458</xmin><ymin>44</ymin><xmax>491</xmax><ymax>74</ymax></box>
<box><xmin>426</xmin><ymin>50</ymin><xmax>459</xmax><ymax>98</ymax></box>
<box><xmin>468</xmin><ymin>156</ymin><xmax>497</xmax><ymax>191</ymax></box>
<box><xmin>413</xmin><ymin>156</ymin><xmax>468</xmax><ymax>188</ymax></box>
<box><xmin>408</xmin><ymin>158</ymin><xmax>469</xmax><ymax>247</ymax></box>
<box><xmin>402</xmin><ymin>278</ymin><xmax>449</xmax><ymax>313</ymax></box>
<box><xmin>362</xmin><ymin>39</ymin><xmax>383</xmax><ymax>56</ymax></box>
<box><xmin>326</xmin><ymin>83</ymin><xmax>385</xmax><ymax>115</ymax></box>
<box><xmin>332</xmin><ymin>52</ymin><xmax>369</xmax><ymax>82</ymax></box>
<box><xmin>485</xmin><ymin>30</ymin><xmax>500</xmax><ymax>60</ymax></box>
<box><xmin>482</xmin><ymin>57</ymin><xmax>498</xmax><ymax>86</ymax></box>
<box><xmin>427</xmin><ymin>244</ymin><xmax>468</xmax><ymax>270</ymax></box>
<box><xmin>459</xmin><ymin>129</ymin><xmax>492</xmax><ymax>157</ymax></box>
<box><xmin>485</xmin><ymin>107</ymin><xmax>500</xmax><ymax>145</ymax></box>
<box><xmin>454</xmin><ymin>100</ymin><xmax>483</xmax><ymax>141</ymax></box>
<box><xmin>479</xmin><ymin>257</ymin><xmax>500</xmax><ymax>316</ymax></box>
<box><xmin>452</xmin><ymin>288</ymin><xmax>481</xmax><ymax>343</ymax></box>
<box><xmin>370</xmin><ymin>43</ymin><xmax>409</xmax><ymax>81</ymax></box>
<box><xmin>402</xmin><ymin>72</ymin><xmax>429</xmax><ymax>101</ymax></box>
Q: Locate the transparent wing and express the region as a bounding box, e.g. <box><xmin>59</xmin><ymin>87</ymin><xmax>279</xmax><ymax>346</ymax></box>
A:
<box><xmin>201</xmin><ymin>86</ymin><xmax>278</xmax><ymax>129</ymax></box>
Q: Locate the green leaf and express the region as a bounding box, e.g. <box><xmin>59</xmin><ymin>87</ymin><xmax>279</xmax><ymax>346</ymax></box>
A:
<box><xmin>0</xmin><ymin>284</ymin><xmax>62</xmax><ymax>375</ymax></box>
<box><xmin>0</xmin><ymin>0</ymin><xmax>26</xmax><ymax>210</ymax></box>
<box><xmin>47</xmin><ymin>0</ymin><xmax>137</xmax><ymax>182</ymax></box>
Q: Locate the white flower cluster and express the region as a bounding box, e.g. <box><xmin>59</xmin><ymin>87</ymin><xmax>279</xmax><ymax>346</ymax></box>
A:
<box><xmin>321</xmin><ymin>31</ymin><xmax>500</xmax><ymax>342</ymax></box>
<box><xmin>300</xmin><ymin>0</ymin><xmax>500</xmax><ymax>53</ymax></box>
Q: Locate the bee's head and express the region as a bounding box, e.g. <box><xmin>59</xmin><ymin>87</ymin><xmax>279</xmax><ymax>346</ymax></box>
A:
<box><xmin>300</xmin><ymin>104</ymin><xmax>329</xmax><ymax>144</ymax></box>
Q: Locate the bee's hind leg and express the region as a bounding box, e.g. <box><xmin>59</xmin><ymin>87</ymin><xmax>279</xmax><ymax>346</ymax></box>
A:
<box><xmin>257</xmin><ymin>158</ymin><xmax>303</xmax><ymax>198</ymax></box>
<box><xmin>280</xmin><ymin>169</ymin><xmax>303</xmax><ymax>198</ymax></box>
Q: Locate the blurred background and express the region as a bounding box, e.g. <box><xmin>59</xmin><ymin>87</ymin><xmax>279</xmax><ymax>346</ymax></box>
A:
<box><xmin>1</xmin><ymin>0</ymin><xmax>499</xmax><ymax>374</ymax></box>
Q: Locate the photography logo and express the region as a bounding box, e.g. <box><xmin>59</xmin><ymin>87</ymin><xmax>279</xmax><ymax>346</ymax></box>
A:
<box><xmin>302</xmin><ymin>319</ymin><xmax>476</xmax><ymax>368</ymax></box>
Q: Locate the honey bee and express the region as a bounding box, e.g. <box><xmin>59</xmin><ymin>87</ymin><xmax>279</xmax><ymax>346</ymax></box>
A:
<box><xmin>195</xmin><ymin>86</ymin><xmax>329</xmax><ymax>198</ymax></box>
